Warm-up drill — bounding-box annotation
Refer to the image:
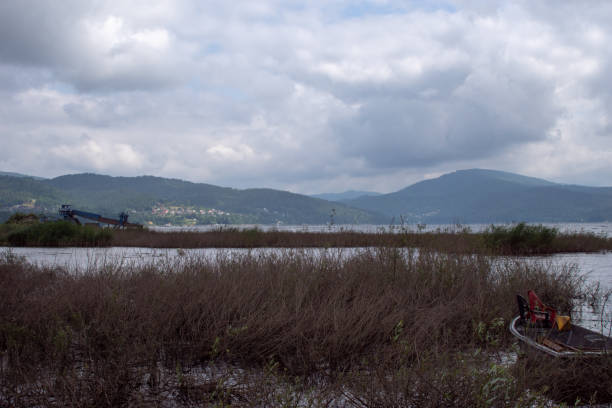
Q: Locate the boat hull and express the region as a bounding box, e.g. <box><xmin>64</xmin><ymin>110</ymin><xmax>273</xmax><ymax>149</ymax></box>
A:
<box><xmin>509</xmin><ymin>316</ymin><xmax>612</xmax><ymax>358</ymax></box>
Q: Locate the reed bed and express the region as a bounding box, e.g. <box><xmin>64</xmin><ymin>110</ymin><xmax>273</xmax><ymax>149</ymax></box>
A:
<box><xmin>108</xmin><ymin>226</ymin><xmax>612</xmax><ymax>255</ymax></box>
<box><xmin>3</xmin><ymin>216</ymin><xmax>612</xmax><ymax>255</ymax></box>
<box><xmin>1</xmin><ymin>246</ymin><xmax>609</xmax><ymax>406</ymax></box>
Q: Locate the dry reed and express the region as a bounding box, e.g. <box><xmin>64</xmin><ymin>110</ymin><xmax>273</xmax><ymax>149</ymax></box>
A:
<box><xmin>107</xmin><ymin>227</ymin><xmax>612</xmax><ymax>255</ymax></box>
<box><xmin>0</xmin><ymin>247</ymin><xmax>608</xmax><ymax>406</ymax></box>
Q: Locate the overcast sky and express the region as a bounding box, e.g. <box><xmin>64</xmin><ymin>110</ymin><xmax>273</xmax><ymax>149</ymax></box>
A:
<box><xmin>1</xmin><ymin>0</ymin><xmax>611</xmax><ymax>193</ymax></box>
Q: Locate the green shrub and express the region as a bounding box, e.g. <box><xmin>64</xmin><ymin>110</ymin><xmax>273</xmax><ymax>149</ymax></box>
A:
<box><xmin>6</xmin><ymin>221</ymin><xmax>113</xmax><ymax>246</ymax></box>
<box><xmin>5</xmin><ymin>212</ymin><xmax>39</xmax><ymax>225</ymax></box>
<box><xmin>482</xmin><ymin>223</ymin><xmax>558</xmax><ymax>254</ymax></box>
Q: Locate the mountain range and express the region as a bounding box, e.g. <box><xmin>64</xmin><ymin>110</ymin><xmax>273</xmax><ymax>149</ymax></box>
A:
<box><xmin>0</xmin><ymin>171</ymin><xmax>46</xmax><ymax>180</ymax></box>
<box><xmin>342</xmin><ymin>169</ymin><xmax>612</xmax><ymax>223</ymax></box>
<box><xmin>310</xmin><ymin>190</ymin><xmax>382</xmax><ymax>202</ymax></box>
<box><xmin>0</xmin><ymin>173</ymin><xmax>382</xmax><ymax>225</ymax></box>
<box><xmin>1</xmin><ymin>169</ymin><xmax>612</xmax><ymax>224</ymax></box>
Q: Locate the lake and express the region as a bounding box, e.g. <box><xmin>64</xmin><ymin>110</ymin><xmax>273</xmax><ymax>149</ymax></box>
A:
<box><xmin>3</xmin><ymin>245</ymin><xmax>611</xmax><ymax>294</ymax></box>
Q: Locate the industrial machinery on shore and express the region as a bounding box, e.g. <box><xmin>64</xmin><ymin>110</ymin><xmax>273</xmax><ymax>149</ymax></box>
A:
<box><xmin>59</xmin><ymin>205</ymin><xmax>142</xmax><ymax>228</ymax></box>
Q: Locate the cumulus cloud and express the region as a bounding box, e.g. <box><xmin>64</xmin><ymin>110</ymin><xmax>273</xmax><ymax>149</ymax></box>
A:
<box><xmin>50</xmin><ymin>136</ymin><xmax>145</xmax><ymax>172</ymax></box>
<box><xmin>0</xmin><ymin>1</ymin><xmax>188</xmax><ymax>91</ymax></box>
<box><xmin>0</xmin><ymin>0</ymin><xmax>611</xmax><ymax>192</ymax></box>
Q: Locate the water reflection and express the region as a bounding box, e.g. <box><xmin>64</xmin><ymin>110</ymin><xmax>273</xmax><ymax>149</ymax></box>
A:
<box><xmin>4</xmin><ymin>246</ymin><xmax>610</xmax><ymax>286</ymax></box>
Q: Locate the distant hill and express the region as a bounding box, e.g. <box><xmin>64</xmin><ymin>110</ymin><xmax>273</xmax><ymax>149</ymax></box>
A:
<box><xmin>310</xmin><ymin>190</ymin><xmax>382</xmax><ymax>202</ymax></box>
<box><xmin>0</xmin><ymin>173</ymin><xmax>385</xmax><ymax>225</ymax></box>
<box><xmin>0</xmin><ymin>175</ymin><xmax>64</xmax><ymax>222</ymax></box>
<box><xmin>344</xmin><ymin>169</ymin><xmax>612</xmax><ymax>223</ymax></box>
<box><xmin>0</xmin><ymin>171</ymin><xmax>46</xmax><ymax>180</ymax></box>
<box><xmin>4</xmin><ymin>169</ymin><xmax>612</xmax><ymax>225</ymax></box>
<box><xmin>0</xmin><ymin>176</ymin><xmax>64</xmax><ymax>208</ymax></box>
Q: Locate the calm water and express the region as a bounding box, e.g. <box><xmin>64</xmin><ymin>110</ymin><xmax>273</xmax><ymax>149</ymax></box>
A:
<box><xmin>2</xmin><ymin>246</ymin><xmax>610</xmax><ymax>288</ymax></box>
<box><xmin>2</xmin><ymin>246</ymin><xmax>353</xmax><ymax>271</ymax></box>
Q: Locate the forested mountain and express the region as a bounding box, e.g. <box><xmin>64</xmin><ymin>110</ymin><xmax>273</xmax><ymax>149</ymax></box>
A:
<box><xmin>0</xmin><ymin>175</ymin><xmax>63</xmax><ymax>207</ymax></box>
<box><xmin>0</xmin><ymin>171</ymin><xmax>46</xmax><ymax>180</ymax></box>
<box><xmin>0</xmin><ymin>173</ymin><xmax>384</xmax><ymax>225</ymax></box>
<box><xmin>3</xmin><ymin>169</ymin><xmax>612</xmax><ymax>225</ymax></box>
<box><xmin>310</xmin><ymin>190</ymin><xmax>382</xmax><ymax>202</ymax></box>
<box><xmin>343</xmin><ymin>169</ymin><xmax>612</xmax><ymax>223</ymax></box>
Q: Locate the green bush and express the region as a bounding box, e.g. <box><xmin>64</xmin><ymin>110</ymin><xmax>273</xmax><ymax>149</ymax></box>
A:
<box><xmin>5</xmin><ymin>212</ymin><xmax>39</xmax><ymax>225</ymax></box>
<box><xmin>482</xmin><ymin>222</ymin><xmax>558</xmax><ymax>254</ymax></box>
<box><xmin>6</xmin><ymin>221</ymin><xmax>112</xmax><ymax>246</ymax></box>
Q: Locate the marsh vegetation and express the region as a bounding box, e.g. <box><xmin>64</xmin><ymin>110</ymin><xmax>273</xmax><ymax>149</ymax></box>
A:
<box><xmin>4</xmin><ymin>214</ymin><xmax>612</xmax><ymax>256</ymax></box>
<box><xmin>0</xmin><ymin>214</ymin><xmax>112</xmax><ymax>247</ymax></box>
<box><xmin>113</xmin><ymin>223</ymin><xmax>612</xmax><ymax>254</ymax></box>
<box><xmin>1</xmin><ymin>246</ymin><xmax>610</xmax><ymax>406</ymax></box>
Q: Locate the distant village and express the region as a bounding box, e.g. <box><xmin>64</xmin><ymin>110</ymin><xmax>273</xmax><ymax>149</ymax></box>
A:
<box><xmin>151</xmin><ymin>205</ymin><xmax>230</xmax><ymax>217</ymax></box>
<box><xmin>146</xmin><ymin>205</ymin><xmax>238</xmax><ymax>225</ymax></box>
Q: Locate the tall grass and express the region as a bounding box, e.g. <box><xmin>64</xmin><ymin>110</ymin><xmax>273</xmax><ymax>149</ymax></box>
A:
<box><xmin>1</xmin><ymin>247</ymin><xmax>609</xmax><ymax>406</ymax></box>
<box><xmin>3</xmin><ymin>218</ymin><xmax>611</xmax><ymax>254</ymax></box>
<box><xmin>108</xmin><ymin>226</ymin><xmax>612</xmax><ymax>254</ymax></box>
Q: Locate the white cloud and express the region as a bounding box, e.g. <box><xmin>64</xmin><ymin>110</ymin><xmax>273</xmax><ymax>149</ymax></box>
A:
<box><xmin>0</xmin><ymin>0</ymin><xmax>611</xmax><ymax>192</ymax></box>
<box><xmin>49</xmin><ymin>137</ymin><xmax>144</xmax><ymax>172</ymax></box>
<box><xmin>206</xmin><ymin>144</ymin><xmax>255</xmax><ymax>162</ymax></box>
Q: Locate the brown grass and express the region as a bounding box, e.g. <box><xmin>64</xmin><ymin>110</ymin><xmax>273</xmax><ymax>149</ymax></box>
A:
<box><xmin>108</xmin><ymin>226</ymin><xmax>612</xmax><ymax>255</ymax></box>
<box><xmin>3</xmin><ymin>220</ymin><xmax>611</xmax><ymax>255</ymax></box>
<box><xmin>0</xmin><ymin>247</ymin><xmax>609</xmax><ymax>406</ymax></box>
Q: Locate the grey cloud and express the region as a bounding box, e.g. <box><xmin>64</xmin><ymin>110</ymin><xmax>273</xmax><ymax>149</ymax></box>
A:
<box><xmin>322</xmin><ymin>49</ymin><xmax>560</xmax><ymax>169</ymax></box>
<box><xmin>329</xmin><ymin>94</ymin><xmax>553</xmax><ymax>169</ymax></box>
<box><xmin>0</xmin><ymin>1</ymin><xmax>86</xmax><ymax>66</ymax></box>
<box><xmin>0</xmin><ymin>1</ymin><xmax>611</xmax><ymax>193</ymax></box>
<box><xmin>0</xmin><ymin>65</ymin><xmax>55</xmax><ymax>92</ymax></box>
<box><xmin>0</xmin><ymin>1</ymin><xmax>190</xmax><ymax>92</ymax></box>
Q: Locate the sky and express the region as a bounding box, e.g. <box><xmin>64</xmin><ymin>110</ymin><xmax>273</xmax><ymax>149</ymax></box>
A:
<box><xmin>1</xmin><ymin>0</ymin><xmax>611</xmax><ymax>194</ymax></box>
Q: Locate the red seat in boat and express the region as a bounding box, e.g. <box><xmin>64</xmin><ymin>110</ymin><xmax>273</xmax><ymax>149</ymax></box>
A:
<box><xmin>516</xmin><ymin>290</ymin><xmax>556</xmax><ymax>328</ymax></box>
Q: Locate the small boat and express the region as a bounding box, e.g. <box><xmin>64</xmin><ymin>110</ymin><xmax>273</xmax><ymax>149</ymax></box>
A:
<box><xmin>510</xmin><ymin>291</ymin><xmax>612</xmax><ymax>358</ymax></box>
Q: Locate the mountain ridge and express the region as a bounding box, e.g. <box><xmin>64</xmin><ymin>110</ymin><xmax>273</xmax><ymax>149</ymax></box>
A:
<box><xmin>344</xmin><ymin>169</ymin><xmax>612</xmax><ymax>223</ymax></box>
<box><xmin>0</xmin><ymin>171</ymin><xmax>46</xmax><ymax>180</ymax></box>
<box><xmin>2</xmin><ymin>168</ymin><xmax>612</xmax><ymax>224</ymax></box>
<box><xmin>0</xmin><ymin>173</ymin><xmax>384</xmax><ymax>225</ymax></box>
<box><xmin>310</xmin><ymin>190</ymin><xmax>382</xmax><ymax>202</ymax></box>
